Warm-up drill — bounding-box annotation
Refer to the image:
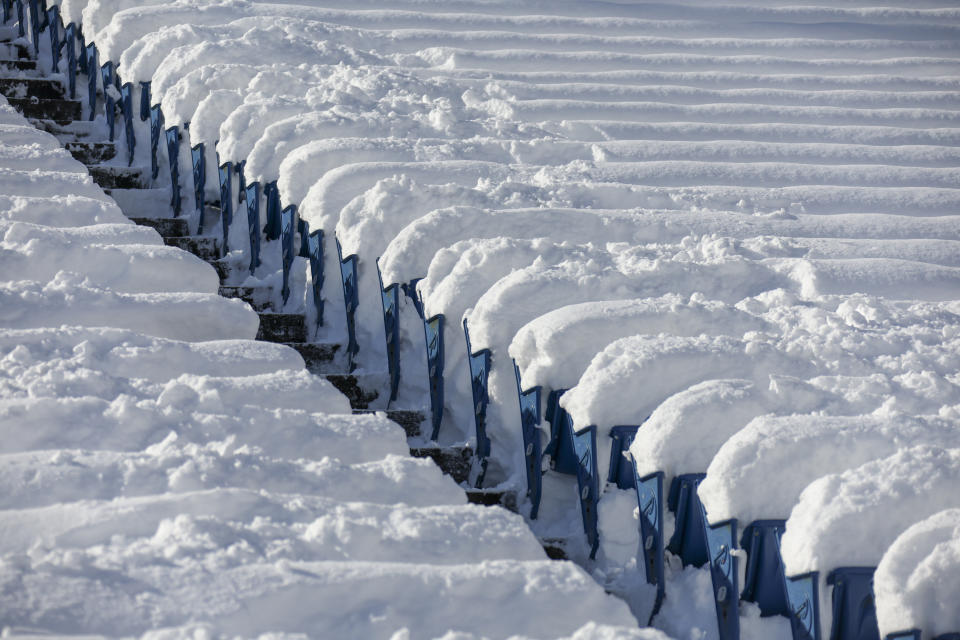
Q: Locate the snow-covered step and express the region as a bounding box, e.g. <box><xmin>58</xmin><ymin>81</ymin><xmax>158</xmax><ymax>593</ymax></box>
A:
<box><xmin>0</xmin><ymin>58</ymin><xmax>36</xmax><ymax>72</ymax></box>
<box><xmin>0</xmin><ymin>77</ymin><xmax>64</xmax><ymax>99</ymax></box>
<box><xmin>88</xmin><ymin>165</ymin><xmax>150</xmax><ymax>190</ymax></box>
<box><xmin>110</xmin><ymin>188</ymin><xmax>177</xmax><ymax>220</ymax></box>
<box><xmin>65</xmin><ymin>140</ymin><xmax>117</xmax><ymax>164</ymax></box>
<box><xmin>30</xmin><ymin>117</ymin><xmax>102</xmax><ymax>140</ymax></box>
<box><xmin>326</xmin><ymin>373</ymin><xmax>382</xmax><ymax>410</ymax></box>
<box><xmin>219</xmin><ymin>284</ymin><xmax>273</xmax><ymax>312</ymax></box>
<box><xmin>5</xmin><ymin>96</ymin><xmax>80</xmax><ymax>123</ymax></box>
<box><xmin>129</xmin><ymin>215</ymin><xmax>190</xmax><ymax>238</ymax></box>
<box><xmin>285</xmin><ymin>341</ymin><xmax>342</xmax><ymax>374</ymax></box>
<box><xmin>0</xmin><ymin>41</ymin><xmax>28</xmax><ymax>60</ymax></box>
<box><xmin>256</xmin><ymin>311</ymin><xmax>308</xmax><ymax>343</ymax></box>
<box><xmin>410</xmin><ymin>445</ymin><xmax>473</xmax><ymax>485</ymax></box>
<box><xmin>164</xmin><ymin>235</ymin><xmax>220</xmax><ymax>261</ymax></box>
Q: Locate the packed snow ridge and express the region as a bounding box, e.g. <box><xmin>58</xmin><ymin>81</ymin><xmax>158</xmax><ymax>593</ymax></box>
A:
<box><xmin>3</xmin><ymin>0</ymin><xmax>960</xmax><ymax>638</ymax></box>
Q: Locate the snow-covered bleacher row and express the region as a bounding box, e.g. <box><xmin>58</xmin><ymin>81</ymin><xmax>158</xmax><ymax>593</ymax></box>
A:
<box><xmin>5</xmin><ymin>0</ymin><xmax>960</xmax><ymax>637</ymax></box>
<box><xmin>0</xmin><ymin>17</ymin><xmax>665</xmax><ymax>640</ymax></box>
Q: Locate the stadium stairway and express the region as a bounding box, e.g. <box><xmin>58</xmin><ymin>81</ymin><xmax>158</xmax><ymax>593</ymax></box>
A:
<box><xmin>0</xmin><ymin>22</ymin><xmax>517</xmax><ymax>525</ymax></box>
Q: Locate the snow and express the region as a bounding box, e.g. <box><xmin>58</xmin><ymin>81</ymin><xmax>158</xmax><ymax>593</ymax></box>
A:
<box><xmin>781</xmin><ymin>446</ymin><xmax>960</xmax><ymax>635</ymax></box>
<box><xmin>874</xmin><ymin>508</ymin><xmax>960</xmax><ymax>638</ymax></box>
<box><xmin>0</xmin><ymin>90</ymin><xmax>645</xmax><ymax>637</ymax></box>
<box><xmin>6</xmin><ymin>0</ymin><xmax>960</xmax><ymax>636</ymax></box>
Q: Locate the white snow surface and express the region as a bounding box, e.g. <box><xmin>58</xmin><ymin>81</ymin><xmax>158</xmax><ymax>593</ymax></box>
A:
<box><xmin>8</xmin><ymin>0</ymin><xmax>960</xmax><ymax>637</ymax></box>
<box><xmin>0</xmin><ymin>93</ymin><xmax>648</xmax><ymax>638</ymax></box>
<box><xmin>874</xmin><ymin>508</ymin><xmax>960</xmax><ymax>638</ymax></box>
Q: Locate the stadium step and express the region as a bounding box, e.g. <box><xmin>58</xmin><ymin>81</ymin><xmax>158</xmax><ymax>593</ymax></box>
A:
<box><xmin>286</xmin><ymin>341</ymin><xmax>341</xmax><ymax>375</ymax></box>
<box><xmin>0</xmin><ymin>58</ymin><xmax>36</xmax><ymax>72</ymax></box>
<box><xmin>326</xmin><ymin>374</ymin><xmax>381</xmax><ymax>410</ymax></box>
<box><xmin>30</xmin><ymin>118</ymin><xmax>100</xmax><ymax>140</ymax></box>
<box><xmin>0</xmin><ymin>41</ymin><xmax>29</xmax><ymax>60</ymax></box>
<box><xmin>218</xmin><ymin>285</ymin><xmax>273</xmax><ymax>312</ymax></box>
<box><xmin>256</xmin><ymin>312</ymin><xmax>307</xmax><ymax>344</ymax></box>
<box><xmin>0</xmin><ymin>77</ymin><xmax>64</xmax><ymax>99</ymax></box>
<box><xmin>129</xmin><ymin>216</ymin><xmax>190</xmax><ymax>239</ymax></box>
<box><xmin>6</xmin><ymin>97</ymin><xmax>81</xmax><ymax>123</ymax></box>
<box><xmin>410</xmin><ymin>446</ymin><xmax>473</xmax><ymax>485</ymax></box>
<box><xmin>65</xmin><ymin>141</ymin><xmax>117</xmax><ymax>164</ymax></box>
<box><xmin>164</xmin><ymin>235</ymin><xmax>219</xmax><ymax>261</ymax></box>
<box><xmin>89</xmin><ymin>165</ymin><xmax>150</xmax><ymax>190</ymax></box>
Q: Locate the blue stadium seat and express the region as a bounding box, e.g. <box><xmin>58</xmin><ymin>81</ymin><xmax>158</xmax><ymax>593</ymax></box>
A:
<box><xmin>164</xmin><ymin>126</ymin><xmax>181</xmax><ymax>217</ymax></box>
<box><xmin>667</xmin><ymin>473</ymin><xmax>710</xmax><ymax>566</ymax></box>
<box><xmin>100</xmin><ymin>61</ymin><xmax>115</xmax><ymax>141</ymax></box>
<box><xmin>45</xmin><ymin>4</ymin><xmax>58</xmax><ymax>73</ymax></box>
<box><xmin>263</xmin><ymin>181</ymin><xmax>281</xmax><ymax>241</ymax></box>
<box><xmin>335</xmin><ymin>239</ymin><xmax>359</xmax><ymax>371</ymax></box>
<box><xmin>121</xmin><ymin>82</ymin><xmax>134</xmax><ymax>166</ymax></box>
<box><xmin>27</xmin><ymin>0</ymin><xmax>38</xmax><ymax>54</ymax></box>
<box><xmin>85</xmin><ymin>43</ymin><xmax>97</xmax><ymax>121</ymax></box>
<box><xmin>217</xmin><ymin>160</ymin><xmax>232</xmax><ymax>256</ymax></box>
<box><xmin>139</xmin><ymin>81</ymin><xmax>150</xmax><ymax>121</ymax></box>
<box><xmin>707</xmin><ymin>518</ymin><xmax>740</xmax><ymax>640</ymax></box>
<box><xmin>634</xmin><ymin>469</ymin><xmax>666</xmax><ymax>620</ymax></box>
<box><xmin>64</xmin><ymin>23</ymin><xmax>76</xmax><ymax>98</ymax></box>
<box><xmin>741</xmin><ymin>520</ymin><xmax>790</xmax><ymax>617</ymax></box>
<box><xmin>235</xmin><ymin>160</ymin><xmax>247</xmax><ymax>206</ymax></box>
<box><xmin>281</xmin><ymin>204</ymin><xmax>295</xmax><ymax>305</ymax></box>
<box><xmin>376</xmin><ymin>263</ymin><xmax>401</xmax><ymax>404</ymax></box>
<box><xmin>76</xmin><ymin>28</ymin><xmax>86</xmax><ymax>72</ymax></box>
<box><xmin>2</xmin><ymin>0</ymin><xmax>10</xmax><ymax>25</ymax></box>
<box><xmin>572</xmin><ymin>423</ymin><xmax>600</xmax><ymax>559</ymax></box>
<box><xmin>149</xmin><ymin>104</ymin><xmax>163</xmax><ymax>179</ymax></box>
<box><xmin>886</xmin><ymin>632</ymin><xmax>919</xmax><ymax>640</ymax></box>
<box><xmin>15</xmin><ymin>0</ymin><xmax>24</xmax><ymax>38</ymax></box>
<box><xmin>307</xmin><ymin>227</ymin><xmax>324</xmax><ymax>329</ymax></box>
<box><xmin>826</xmin><ymin>568</ymin><xmax>879</xmax><ymax>640</ymax></box>
<box><xmin>665</xmin><ymin>473</ymin><xmax>740</xmax><ymax>640</ymax></box>
<box><xmin>297</xmin><ymin>219</ymin><xmax>310</xmax><ymax>258</ymax></box>
<box><xmin>787</xmin><ymin>572</ymin><xmax>821</xmax><ymax>640</ymax></box>
<box><xmin>191</xmin><ymin>143</ymin><xmax>205</xmax><ymax>228</ymax></box>
<box><xmin>607</xmin><ymin>425</ymin><xmax>639</xmax><ymax>490</ymax></box>
<box><xmin>543</xmin><ymin>390</ymin><xmax>578</xmax><ymax>476</ymax></box>
<box><xmin>464</xmin><ymin>319</ymin><xmax>492</xmax><ymax>487</ymax></box>
<box><xmin>424</xmin><ymin>313</ymin><xmax>444</xmax><ymax>440</ymax></box>
<box><xmin>514</xmin><ymin>362</ymin><xmax>544</xmax><ymax>519</ymax></box>
<box><xmin>245</xmin><ymin>182</ymin><xmax>261</xmax><ymax>273</ymax></box>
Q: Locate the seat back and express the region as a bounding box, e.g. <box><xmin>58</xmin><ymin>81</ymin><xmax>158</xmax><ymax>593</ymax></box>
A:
<box><xmin>827</xmin><ymin>567</ymin><xmax>880</xmax><ymax>640</ymax></box>
<box><xmin>164</xmin><ymin>126</ymin><xmax>181</xmax><ymax>217</ymax></box>
<box><xmin>245</xmin><ymin>182</ymin><xmax>261</xmax><ymax>273</ymax></box>
<box><xmin>191</xmin><ymin>143</ymin><xmax>205</xmax><ymax>224</ymax></box>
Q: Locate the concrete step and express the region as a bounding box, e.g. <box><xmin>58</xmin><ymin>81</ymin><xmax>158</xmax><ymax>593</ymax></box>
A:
<box><xmin>129</xmin><ymin>217</ymin><xmax>190</xmax><ymax>238</ymax></box>
<box><xmin>0</xmin><ymin>77</ymin><xmax>64</xmax><ymax>99</ymax></box>
<box><xmin>466</xmin><ymin>489</ymin><xmax>518</xmax><ymax>512</ymax></box>
<box><xmin>385</xmin><ymin>410</ymin><xmax>426</xmax><ymax>438</ymax></box>
<box><xmin>286</xmin><ymin>342</ymin><xmax>340</xmax><ymax>375</ymax></box>
<box><xmin>0</xmin><ymin>42</ymin><xmax>29</xmax><ymax>60</ymax></box>
<box><xmin>0</xmin><ymin>59</ymin><xmax>37</xmax><ymax>72</ymax></box>
<box><xmin>256</xmin><ymin>312</ymin><xmax>307</xmax><ymax>344</ymax></box>
<box><xmin>164</xmin><ymin>236</ymin><xmax>219</xmax><ymax>261</ymax></box>
<box><xmin>409</xmin><ymin>446</ymin><xmax>472</xmax><ymax>485</ymax></box>
<box><xmin>540</xmin><ymin>539</ymin><xmax>568</xmax><ymax>561</ymax></box>
<box><xmin>209</xmin><ymin>259</ymin><xmax>231</xmax><ymax>283</ymax></box>
<box><xmin>7</xmin><ymin>97</ymin><xmax>81</xmax><ymax>123</ymax></box>
<box><xmin>352</xmin><ymin>409</ymin><xmax>426</xmax><ymax>438</ymax></box>
<box><xmin>30</xmin><ymin>118</ymin><xmax>101</xmax><ymax>140</ymax></box>
<box><xmin>218</xmin><ymin>285</ymin><xmax>272</xmax><ymax>312</ymax></box>
<box><xmin>65</xmin><ymin>141</ymin><xmax>116</xmax><ymax>164</ymax></box>
<box><xmin>328</xmin><ymin>375</ymin><xmax>380</xmax><ymax>411</ymax></box>
<box><xmin>89</xmin><ymin>165</ymin><xmax>149</xmax><ymax>190</ymax></box>
<box><xmin>108</xmin><ymin>188</ymin><xmax>172</xmax><ymax>220</ymax></box>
